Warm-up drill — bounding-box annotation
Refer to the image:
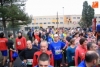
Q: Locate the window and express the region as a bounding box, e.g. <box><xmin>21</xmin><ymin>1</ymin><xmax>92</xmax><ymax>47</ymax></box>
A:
<box><xmin>73</xmin><ymin>17</ymin><xmax>76</xmax><ymax>19</ymax></box>
<box><xmin>39</xmin><ymin>18</ymin><xmax>42</xmax><ymax>20</ymax></box>
<box><xmin>48</xmin><ymin>22</ymin><xmax>51</xmax><ymax>24</ymax></box>
<box><xmin>99</xmin><ymin>17</ymin><xmax>100</xmax><ymax>18</ymax></box>
<box><xmin>44</xmin><ymin>18</ymin><xmax>46</xmax><ymax>20</ymax></box>
<box><xmin>44</xmin><ymin>22</ymin><xmax>46</xmax><ymax>24</ymax></box>
<box><xmin>56</xmin><ymin>22</ymin><xmax>59</xmax><ymax>24</ymax></box>
<box><xmin>40</xmin><ymin>23</ymin><xmax>42</xmax><ymax>24</ymax></box>
<box><xmin>52</xmin><ymin>22</ymin><xmax>55</xmax><ymax>24</ymax></box>
<box><xmin>77</xmin><ymin>17</ymin><xmax>80</xmax><ymax>19</ymax></box>
<box><xmin>60</xmin><ymin>17</ymin><xmax>63</xmax><ymax>19</ymax></box>
<box><xmin>36</xmin><ymin>23</ymin><xmax>38</xmax><ymax>24</ymax></box>
<box><xmin>32</xmin><ymin>23</ymin><xmax>34</xmax><ymax>25</ymax></box>
<box><xmin>99</xmin><ymin>21</ymin><xmax>100</xmax><ymax>23</ymax></box>
<box><xmin>60</xmin><ymin>22</ymin><xmax>63</xmax><ymax>24</ymax></box>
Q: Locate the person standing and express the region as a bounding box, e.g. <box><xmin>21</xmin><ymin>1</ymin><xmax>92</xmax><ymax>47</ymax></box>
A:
<box><xmin>19</xmin><ymin>40</ymin><xmax>38</xmax><ymax>67</ymax></box>
<box><xmin>0</xmin><ymin>32</ymin><xmax>8</xmax><ymax>67</ymax></box>
<box><xmin>7</xmin><ymin>33</ymin><xmax>16</xmax><ymax>67</ymax></box>
<box><xmin>15</xmin><ymin>31</ymin><xmax>27</xmax><ymax>54</ymax></box>
<box><xmin>49</xmin><ymin>34</ymin><xmax>66</xmax><ymax>67</ymax></box>
<box><xmin>27</xmin><ymin>29</ymin><xmax>33</xmax><ymax>41</ymax></box>
<box><xmin>67</xmin><ymin>38</ymin><xmax>76</xmax><ymax>67</ymax></box>
<box><xmin>33</xmin><ymin>41</ymin><xmax>54</xmax><ymax>67</ymax></box>
<box><xmin>75</xmin><ymin>38</ymin><xmax>87</xmax><ymax>66</ymax></box>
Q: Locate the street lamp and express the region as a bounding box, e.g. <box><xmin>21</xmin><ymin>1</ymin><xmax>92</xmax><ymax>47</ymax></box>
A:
<box><xmin>62</xmin><ymin>7</ymin><xmax>64</xmax><ymax>28</ymax></box>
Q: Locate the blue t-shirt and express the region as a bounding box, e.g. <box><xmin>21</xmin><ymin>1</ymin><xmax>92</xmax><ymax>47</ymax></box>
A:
<box><xmin>49</xmin><ymin>41</ymin><xmax>65</xmax><ymax>60</ymax></box>
<box><xmin>78</xmin><ymin>61</ymin><xmax>86</xmax><ymax>67</ymax></box>
<box><xmin>66</xmin><ymin>46</ymin><xmax>76</xmax><ymax>63</ymax></box>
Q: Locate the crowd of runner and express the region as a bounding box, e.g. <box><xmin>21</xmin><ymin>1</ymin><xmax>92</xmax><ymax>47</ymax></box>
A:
<box><xmin>0</xmin><ymin>25</ymin><xmax>100</xmax><ymax>67</ymax></box>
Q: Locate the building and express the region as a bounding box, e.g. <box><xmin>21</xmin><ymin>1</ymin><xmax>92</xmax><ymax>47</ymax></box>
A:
<box><xmin>21</xmin><ymin>14</ymin><xmax>100</xmax><ymax>31</ymax></box>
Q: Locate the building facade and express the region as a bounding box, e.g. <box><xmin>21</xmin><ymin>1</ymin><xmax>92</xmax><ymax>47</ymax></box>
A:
<box><xmin>21</xmin><ymin>14</ymin><xmax>100</xmax><ymax>30</ymax></box>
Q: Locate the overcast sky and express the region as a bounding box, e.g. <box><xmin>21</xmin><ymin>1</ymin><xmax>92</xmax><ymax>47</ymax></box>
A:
<box><xmin>25</xmin><ymin>0</ymin><xmax>100</xmax><ymax>16</ymax></box>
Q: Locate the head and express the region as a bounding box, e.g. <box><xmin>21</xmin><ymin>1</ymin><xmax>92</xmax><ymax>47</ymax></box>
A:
<box><xmin>18</xmin><ymin>32</ymin><xmax>22</xmax><ymax>38</ymax></box>
<box><xmin>40</xmin><ymin>41</ymin><xmax>48</xmax><ymax>52</ymax></box>
<box><xmin>85</xmin><ymin>51</ymin><xmax>99</xmax><ymax>66</ymax></box>
<box><xmin>79</xmin><ymin>38</ymin><xmax>87</xmax><ymax>46</ymax></box>
<box><xmin>69</xmin><ymin>38</ymin><xmax>75</xmax><ymax>46</ymax></box>
<box><xmin>8</xmin><ymin>33</ymin><xmax>13</xmax><ymax>39</ymax></box>
<box><xmin>54</xmin><ymin>34</ymin><xmax>59</xmax><ymax>42</ymax></box>
<box><xmin>88</xmin><ymin>32</ymin><xmax>92</xmax><ymax>38</ymax></box>
<box><xmin>38</xmin><ymin>53</ymin><xmax>50</xmax><ymax>67</ymax></box>
<box><xmin>91</xmin><ymin>37</ymin><xmax>96</xmax><ymax>43</ymax></box>
<box><xmin>0</xmin><ymin>32</ymin><xmax>5</xmax><ymax>38</ymax></box>
<box><xmin>34</xmin><ymin>39</ymin><xmax>39</xmax><ymax>44</ymax></box>
<box><xmin>27</xmin><ymin>40</ymin><xmax>32</xmax><ymax>49</ymax></box>
<box><xmin>79</xmin><ymin>33</ymin><xmax>84</xmax><ymax>38</ymax></box>
<box><xmin>87</xmin><ymin>42</ymin><xmax>97</xmax><ymax>51</ymax></box>
<box><xmin>74</xmin><ymin>33</ymin><xmax>79</xmax><ymax>38</ymax></box>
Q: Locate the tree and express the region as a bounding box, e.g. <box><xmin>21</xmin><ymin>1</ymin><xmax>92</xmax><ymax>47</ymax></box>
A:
<box><xmin>79</xmin><ymin>1</ymin><xmax>95</xmax><ymax>28</ymax></box>
<box><xmin>0</xmin><ymin>0</ymin><xmax>31</xmax><ymax>37</ymax></box>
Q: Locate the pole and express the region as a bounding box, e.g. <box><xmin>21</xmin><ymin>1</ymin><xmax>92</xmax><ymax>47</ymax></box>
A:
<box><xmin>57</xmin><ymin>12</ymin><xmax>58</xmax><ymax>28</ymax></box>
<box><xmin>62</xmin><ymin>7</ymin><xmax>64</xmax><ymax>28</ymax></box>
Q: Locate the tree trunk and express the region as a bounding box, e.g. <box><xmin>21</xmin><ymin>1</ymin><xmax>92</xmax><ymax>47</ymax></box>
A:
<box><xmin>2</xmin><ymin>18</ymin><xmax>7</xmax><ymax>37</ymax></box>
<box><xmin>12</xmin><ymin>19</ymin><xmax>16</xmax><ymax>37</ymax></box>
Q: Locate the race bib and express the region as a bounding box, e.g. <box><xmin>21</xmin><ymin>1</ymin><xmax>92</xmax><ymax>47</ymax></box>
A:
<box><xmin>27</xmin><ymin>59</ymin><xmax>33</xmax><ymax>65</ymax></box>
<box><xmin>55</xmin><ymin>49</ymin><xmax>61</xmax><ymax>55</ymax></box>
<box><xmin>72</xmin><ymin>56</ymin><xmax>75</xmax><ymax>60</ymax></box>
<box><xmin>17</xmin><ymin>42</ymin><xmax>21</xmax><ymax>45</ymax></box>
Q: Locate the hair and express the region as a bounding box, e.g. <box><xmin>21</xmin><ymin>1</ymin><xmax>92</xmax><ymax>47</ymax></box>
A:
<box><xmin>85</xmin><ymin>51</ymin><xmax>98</xmax><ymax>62</ymax></box>
<box><xmin>38</xmin><ymin>53</ymin><xmax>50</xmax><ymax>62</ymax></box>
<box><xmin>40</xmin><ymin>40</ymin><xmax>48</xmax><ymax>46</ymax></box>
<box><xmin>0</xmin><ymin>32</ymin><xmax>4</xmax><ymax>38</ymax></box>
<box><xmin>8</xmin><ymin>33</ymin><xmax>13</xmax><ymax>38</ymax></box>
<box><xmin>69</xmin><ymin>38</ymin><xmax>75</xmax><ymax>46</ymax></box>
<box><xmin>87</xmin><ymin>42</ymin><xmax>92</xmax><ymax>50</ymax></box>
<box><xmin>79</xmin><ymin>38</ymin><xmax>87</xmax><ymax>45</ymax></box>
<box><xmin>73</xmin><ymin>32</ymin><xmax>79</xmax><ymax>37</ymax></box>
<box><xmin>79</xmin><ymin>33</ymin><xmax>83</xmax><ymax>37</ymax></box>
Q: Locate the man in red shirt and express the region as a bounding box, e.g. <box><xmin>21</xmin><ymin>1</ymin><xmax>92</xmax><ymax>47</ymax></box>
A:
<box><xmin>15</xmin><ymin>32</ymin><xmax>26</xmax><ymax>54</ymax></box>
<box><xmin>0</xmin><ymin>32</ymin><xmax>8</xmax><ymax>67</ymax></box>
<box><xmin>75</xmin><ymin>38</ymin><xmax>88</xmax><ymax>66</ymax></box>
<box><xmin>33</xmin><ymin>41</ymin><xmax>54</xmax><ymax>67</ymax></box>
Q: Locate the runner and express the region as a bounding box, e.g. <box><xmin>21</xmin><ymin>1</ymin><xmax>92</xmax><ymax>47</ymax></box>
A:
<box><xmin>7</xmin><ymin>33</ymin><xmax>16</xmax><ymax>67</ymax></box>
<box><xmin>33</xmin><ymin>41</ymin><xmax>54</xmax><ymax>67</ymax></box>
<box><xmin>15</xmin><ymin>31</ymin><xmax>27</xmax><ymax>54</ymax></box>
<box><xmin>0</xmin><ymin>32</ymin><xmax>8</xmax><ymax>67</ymax></box>
<box><xmin>19</xmin><ymin>40</ymin><xmax>38</xmax><ymax>67</ymax></box>
<box><xmin>67</xmin><ymin>38</ymin><xmax>76</xmax><ymax>66</ymax></box>
<box><xmin>75</xmin><ymin>38</ymin><xmax>87</xmax><ymax>66</ymax></box>
<box><xmin>34</xmin><ymin>53</ymin><xmax>53</xmax><ymax>67</ymax></box>
<box><xmin>49</xmin><ymin>34</ymin><xmax>66</xmax><ymax>67</ymax></box>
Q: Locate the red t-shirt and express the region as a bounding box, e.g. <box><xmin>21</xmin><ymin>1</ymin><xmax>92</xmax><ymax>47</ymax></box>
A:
<box><xmin>0</xmin><ymin>38</ymin><xmax>8</xmax><ymax>51</ymax></box>
<box><xmin>75</xmin><ymin>45</ymin><xmax>87</xmax><ymax>66</ymax></box>
<box><xmin>33</xmin><ymin>50</ymin><xmax>54</xmax><ymax>67</ymax></box>
<box><xmin>16</xmin><ymin>37</ymin><xmax>26</xmax><ymax>50</ymax></box>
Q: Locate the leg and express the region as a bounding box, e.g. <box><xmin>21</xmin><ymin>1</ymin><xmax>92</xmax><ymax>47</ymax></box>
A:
<box><xmin>54</xmin><ymin>60</ymin><xmax>57</xmax><ymax>67</ymax></box>
<box><xmin>9</xmin><ymin>50</ymin><xmax>13</xmax><ymax>67</ymax></box>
<box><xmin>1</xmin><ymin>50</ymin><xmax>8</xmax><ymax>66</ymax></box>
<box><xmin>57</xmin><ymin>59</ymin><xmax>62</xmax><ymax>67</ymax></box>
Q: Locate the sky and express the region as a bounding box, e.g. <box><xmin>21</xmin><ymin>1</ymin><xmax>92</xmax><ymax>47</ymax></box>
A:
<box><xmin>25</xmin><ymin>0</ymin><xmax>100</xmax><ymax>16</ymax></box>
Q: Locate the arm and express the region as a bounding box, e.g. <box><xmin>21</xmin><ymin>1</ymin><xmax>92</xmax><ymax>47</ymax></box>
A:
<box><xmin>75</xmin><ymin>48</ymin><xmax>79</xmax><ymax>66</ymax></box>
<box><xmin>66</xmin><ymin>48</ymin><xmax>71</xmax><ymax>63</ymax></box>
<box><xmin>19</xmin><ymin>49</ymin><xmax>26</xmax><ymax>62</ymax></box>
<box><xmin>23</xmin><ymin>37</ymin><xmax>27</xmax><ymax>49</ymax></box>
<box><xmin>33</xmin><ymin>53</ymin><xmax>38</xmax><ymax>67</ymax></box>
<box><xmin>50</xmin><ymin>52</ymin><xmax>54</xmax><ymax>66</ymax></box>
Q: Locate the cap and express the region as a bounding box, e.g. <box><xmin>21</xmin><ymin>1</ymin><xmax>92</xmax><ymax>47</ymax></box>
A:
<box><xmin>54</xmin><ymin>34</ymin><xmax>58</xmax><ymax>37</ymax></box>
